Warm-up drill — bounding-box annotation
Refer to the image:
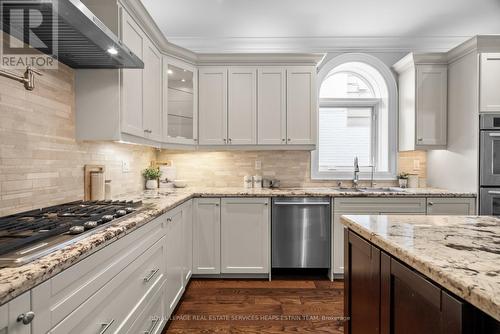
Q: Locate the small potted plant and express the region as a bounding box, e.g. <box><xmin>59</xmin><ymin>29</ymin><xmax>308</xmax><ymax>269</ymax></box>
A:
<box><xmin>398</xmin><ymin>172</ymin><xmax>409</xmax><ymax>188</ymax></box>
<box><xmin>142</xmin><ymin>167</ymin><xmax>162</xmax><ymax>190</ymax></box>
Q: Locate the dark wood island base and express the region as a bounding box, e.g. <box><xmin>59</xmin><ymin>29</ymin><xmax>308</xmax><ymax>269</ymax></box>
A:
<box><xmin>344</xmin><ymin>228</ymin><xmax>500</xmax><ymax>334</ymax></box>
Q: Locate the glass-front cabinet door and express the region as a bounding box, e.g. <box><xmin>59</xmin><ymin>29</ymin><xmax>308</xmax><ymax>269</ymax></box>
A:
<box><xmin>164</xmin><ymin>57</ymin><xmax>197</xmax><ymax>144</ymax></box>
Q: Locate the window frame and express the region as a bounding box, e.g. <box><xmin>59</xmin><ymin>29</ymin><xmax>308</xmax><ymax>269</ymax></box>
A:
<box><xmin>317</xmin><ymin>98</ymin><xmax>380</xmax><ymax>173</ymax></box>
<box><xmin>311</xmin><ymin>53</ymin><xmax>398</xmax><ymax>181</ymax></box>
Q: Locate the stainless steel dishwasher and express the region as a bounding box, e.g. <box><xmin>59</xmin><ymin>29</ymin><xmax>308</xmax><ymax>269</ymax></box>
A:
<box><xmin>272</xmin><ymin>197</ymin><xmax>331</xmax><ymax>268</ymax></box>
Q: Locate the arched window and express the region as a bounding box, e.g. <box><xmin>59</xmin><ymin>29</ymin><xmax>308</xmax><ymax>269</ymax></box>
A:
<box><xmin>312</xmin><ymin>54</ymin><xmax>397</xmax><ymax>180</ymax></box>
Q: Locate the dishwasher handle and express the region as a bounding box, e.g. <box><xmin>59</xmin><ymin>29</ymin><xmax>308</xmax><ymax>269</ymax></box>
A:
<box><xmin>273</xmin><ymin>201</ymin><xmax>330</xmax><ymax>206</ymax></box>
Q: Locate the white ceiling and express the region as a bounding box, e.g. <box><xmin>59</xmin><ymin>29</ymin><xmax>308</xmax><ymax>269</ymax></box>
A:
<box><xmin>141</xmin><ymin>0</ymin><xmax>500</xmax><ymax>53</ymax></box>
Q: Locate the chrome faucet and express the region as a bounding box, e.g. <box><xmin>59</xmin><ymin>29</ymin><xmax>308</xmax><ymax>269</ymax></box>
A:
<box><xmin>353</xmin><ymin>156</ymin><xmax>360</xmax><ymax>188</ymax></box>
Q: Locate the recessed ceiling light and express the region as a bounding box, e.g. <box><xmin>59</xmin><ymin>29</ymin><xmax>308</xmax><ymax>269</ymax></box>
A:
<box><xmin>107</xmin><ymin>47</ymin><xmax>118</xmax><ymax>55</ymax></box>
<box><xmin>181</xmin><ymin>79</ymin><xmax>186</xmax><ymax>82</ymax></box>
<box><xmin>168</xmin><ymin>69</ymin><xmax>173</xmax><ymax>75</ymax></box>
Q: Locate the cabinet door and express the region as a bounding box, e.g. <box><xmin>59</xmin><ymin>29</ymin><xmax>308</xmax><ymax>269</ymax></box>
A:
<box><xmin>193</xmin><ymin>198</ymin><xmax>221</xmax><ymax>274</ymax></box>
<box><xmin>0</xmin><ymin>292</ymin><xmax>31</xmax><ymax>334</ymax></box>
<box><xmin>415</xmin><ymin>65</ymin><xmax>447</xmax><ymax>147</ymax></box>
<box><xmin>143</xmin><ymin>39</ymin><xmax>163</xmax><ymax>142</ymax></box>
<box><xmin>426</xmin><ymin>197</ymin><xmax>476</xmax><ymax>215</ymax></box>
<box><xmin>345</xmin><ymin>230</ymin><xmax>380</xmax><ymax>334</ymax></box>
<box><xmin>165</xmin><ymin>208</ymin><xmax>184</xmax><ymax>315</ymax></box>
<box><xmin>228</xmin><ymin>67</ymin><xmax>257</xmax><ymax>145</ymax></box>
<box><xmin>258</xmin><ymin>67</ymin><xmax>286</xmax><ymax>145</ymax></box>
<box><xmin>183</xmin><ymin>200</ymin><xmax>193</xmax><ymax>282</ymax></box>
<box><xmin>286</xmin><ymin>66</ymin><xmax>316</xmax><ymax>145</ymax></box>
<box><xmin>121</xmin><ymin>10</ymin><xmax>144</xmax><ymax>138</ymax></box>
<box><xmin>198</xmin><ymin>67</ymin><xmax>228</xmax><ymax>145</ymax></box>
<box><xmin>221</xmin><ymin>198</ymin><xmax>270</xmax><ymax>274</ymax></box>
<box><xmin>480</xmin><ymin>53</ymin><xmax>500</xmax><ymax>112</ymax></box>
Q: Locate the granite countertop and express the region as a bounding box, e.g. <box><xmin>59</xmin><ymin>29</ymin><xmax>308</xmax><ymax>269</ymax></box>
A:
<box><xmin>341</xmin><ymin>214</ymin><xmax>500</xmax><ymax>321</ymax></box>
<box><xmin>0</xmin><ymin>186</ymin><xmax>476</xmax><ymax>306</ymax></box>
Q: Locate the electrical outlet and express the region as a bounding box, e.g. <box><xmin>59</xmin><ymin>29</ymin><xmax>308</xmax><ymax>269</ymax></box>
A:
<box><xmin>255</xmin><ymin>160</ymin><xmax>262</xmax><ymax>170</ymax></box>
<box><xmin>122</xmin><ymin>160</ymin><xmax>131</xmax><ymax>173</ymax></box>
<box><xmin>413</xmin><ymin>160</ymin><xmax>420</xmax><ymax>171</ymax></box>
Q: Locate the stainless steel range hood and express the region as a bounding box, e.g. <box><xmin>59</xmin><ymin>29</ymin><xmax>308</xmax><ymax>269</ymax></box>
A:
<box><xmin>2</xmin><ymin>0</ymin><xmax>144</xmax><ymax>69</ymax></box>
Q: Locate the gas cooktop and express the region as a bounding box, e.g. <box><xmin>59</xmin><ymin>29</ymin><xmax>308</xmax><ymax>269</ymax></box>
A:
<box><xmin>0</xmin><ymin>200</ymin><xmax>143</xmax><ymax>267</ymax></box>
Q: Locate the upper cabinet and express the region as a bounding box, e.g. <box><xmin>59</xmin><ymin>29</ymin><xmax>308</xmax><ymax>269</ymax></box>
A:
<box><xmin>480</xmin><ymin>53</ymin><xmax>500</xmax><ymax>113</ymax></box>
<box><xmin>228</xmin><ymin>67</ymin><xmax>257</xmax><ymax>145</ymax></box>
<box><xmin>198</xmin><ymin>65</ymin><xmax>317</xmax><ymax>148</ymax></box>
<box><xmin>164</xmin><ymin>57</ymin><xmax>198</xmax><ymax>145</ymax></box>
<box><xmin>257</xmin><ymin>67</ymin><xmax>286</xmax><ymax>145</ymax></box>
<box><xmin>286</xmin><ymin>66</ymin><xmax>317</xmax><ymax>145</ymax></box>
<box><xmin>198</xmin><ymin>67</ymin><xmax>228</xmax><ymax>145</ymax></box>
<box><xmin>394</xmin><ymin>54</ymin><xmax>448</xmax><ymax>151</ymax></box>
<box><xmin>75</xmin><ymin>6</ymin><xmax>163</xmax><ymax>146</ymax></box>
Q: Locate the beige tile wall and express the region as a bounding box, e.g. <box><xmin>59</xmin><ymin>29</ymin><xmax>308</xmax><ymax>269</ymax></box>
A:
<box><xmin>157</xmin><ymin>150</ymin><xmax>424</xmax><ymax>188</ymax></box>
<box><xmin>0</xmin><ymin>62</ymin><xmax>155</xmax><ymax>216</ymax></box>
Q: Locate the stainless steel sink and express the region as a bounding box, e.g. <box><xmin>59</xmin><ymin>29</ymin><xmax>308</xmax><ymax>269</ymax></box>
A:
<box><xmin>335</xmin><ymin>187</ymin><xmax>406</xmax><ymax>193</ymax></box>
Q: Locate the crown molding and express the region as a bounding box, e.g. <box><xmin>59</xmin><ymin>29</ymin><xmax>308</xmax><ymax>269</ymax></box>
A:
<box><xmin>197</xmin><ymin>53</ymin><xmax>325</xmax><ymax>66</ymax></box>
<box><xmin>447</xmin><ymin>35</ymin><xmax>500</xmax><ymax>63</ymax></box>
<box><xmin>119</xmin><ymin>0</ymin><xmax>198</xmax><ymax>64</ymax></box>
<box><xmin>166</xmin><ymin>36</ymin><xmax>472</xmax><ymax>54</ymax></box>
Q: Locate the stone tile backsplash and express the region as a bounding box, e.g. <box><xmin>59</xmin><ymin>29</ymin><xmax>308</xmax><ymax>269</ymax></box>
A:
<box><xmin>0</xmin><ymin>62</ymin><xmax>155</xmax><ymax>216</ymax></box>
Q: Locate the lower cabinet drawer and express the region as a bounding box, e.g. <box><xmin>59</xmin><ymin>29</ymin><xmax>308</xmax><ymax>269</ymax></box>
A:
<box><xmin>32</xmin><ymin>216</ymin><xmax>166</xmax><ymax>333</ymax></box>
<box><xmin>124</xmin><ymin>280</ymin><xmax>167</xmax><ymax>334</ymax></box>
<box><xmin>50</xmin><ymin>236</ymin><xmax>167</xmax><ymax>334</ymax></box>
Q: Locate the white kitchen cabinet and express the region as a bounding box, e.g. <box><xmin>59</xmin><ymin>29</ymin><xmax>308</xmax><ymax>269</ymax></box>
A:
<box><xmin>49</xmin><ymin>236</ymin><xmax>167</xmax><ymax>334</ymax></box>
<box><xmin>164</xmin><ymin>57</ymin><xmax>198</xmax><ymax>145</ymax></box>
<box><xmin>193</xmin><ymin>198</ymin><xmax>221</xmax><ymax>274</ymax></box>
<box><xmin>125</xmin><ymin>280</ymin><xmax>166</xmax><ymax>334</ymax></box>
<box><xmin>480</xmin><ymin>53</ymin><xmax>500</xmax><ymax>112</ymax></box>
<box><xmin>394</xmin><ymin>54</ymin><xmax>448</xmax><ymax>151</ymax></box>
<box><xmin>220</xmin><ymin>198</ymin><xmax>270</xmax><ymax>274</ymax></box>
<box><xmin>182</xmin><ymin>200</ymin><xmax>193</xmax><ymax>282</ymax></box>
<box><xmin>426</xmin><ymin>197</ymin><xmax>476</xmax><ymax>215</ymax></box>
<box><xmin>286</xmin><ymin>66</ymin><xmax>317</xmax><ymax>145</ymax></box>
<box><xmin>198</xmin><ymin>67</ymin><xmax>228</xmax><ymax>145</ymax></box>
<box><xmin>75</xmin><ymin>6</ymin><xmax>163</xmax><ymax>146</ymax></box>
<box><xmin>165</xmin><ymin>207</ymin><xmax>185</xmax><ymax>316</ymax></box>
<box><xmin>0</xmin><ymin>292</ymin><xmax>32</xmax><ymax>334</ymax></box>
<box><xmin>31</xmin><ymin>216</ymin><xmax>166</xmax><ymax>334</ymax></box>
<box><xmin>121</xmin><ymin>9</ymin><xmax>145</xmax><ymax>138</ymax></box>
<box><xmin>142</xmin><ymin>38</ymin><xmax>163</xmax><ymax>142</ymax></box>
<box><xmin>332</xmin><ymin>197</ymin><xmax>427</xmax><ymax>276</ymax></box>
<box><xmin>228</xmin><ymin>67</ymin><xmax>257</xmax><ymax>145</ymax></box>
<box><xmin>257</xmin><ymin>67</ymin><xmax>286</xmax><ymax>145</ymax></box>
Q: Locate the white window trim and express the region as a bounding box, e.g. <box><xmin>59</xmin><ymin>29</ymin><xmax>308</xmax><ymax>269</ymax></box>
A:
<box><xmin>311</xmin><ymin>53</ymin><xmax>398</xmax><ymax>181</ymax></box>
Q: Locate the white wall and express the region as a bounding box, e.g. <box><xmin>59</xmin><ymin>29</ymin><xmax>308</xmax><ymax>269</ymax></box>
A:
<box><xmin>427</xmin><ymin>51</ymin><xmax>479</xmax><ymax>192</ymax></box>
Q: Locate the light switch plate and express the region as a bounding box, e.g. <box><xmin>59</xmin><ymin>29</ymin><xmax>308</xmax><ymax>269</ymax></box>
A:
<box><xmin>413</xmin><ymin>160</ymin><xmax>420</xmax><ymax>171</ymax></box>
<box><xmin>255</xmin><ymin>160</ymin><xmax>262</xmax><ymax>170</ymax></box>
<box><xmin>122</xmin><ymin>160</ymin><xmax>131</xmax><ymax>173</ymax></box>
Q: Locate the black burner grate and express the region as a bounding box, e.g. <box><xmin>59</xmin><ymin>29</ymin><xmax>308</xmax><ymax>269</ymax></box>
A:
<box><xmin>0</xmin><ymin>200</ymin><xmax>142</xmax><ymax>256</ymax></box>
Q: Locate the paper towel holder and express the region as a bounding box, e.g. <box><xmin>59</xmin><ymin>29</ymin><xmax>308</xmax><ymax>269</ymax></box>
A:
<box><xmin>84</xmin><ymin>164</ymin><xmax>105</xmax><ymax>201</ymax></box>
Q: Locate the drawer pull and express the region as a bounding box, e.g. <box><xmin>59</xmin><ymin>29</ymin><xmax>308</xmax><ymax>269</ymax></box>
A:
<box><xmin>144</xmin><ymin>268</ymin><xmax>160</xmax><ymax>282</ymax></box>
<box><xmin>99</xmin><ymin>319</ymin><xmax>115</xmax><ymax>334</ymax></box>
<box><xmin>144</xmin><ymin>316</ymin><xmax>161</xmax><ymax>334</ymax></box>
<box><xmin>17</xmin><ymin>311</ymin><xmax>35</xmax><ymax>325</ymax></box>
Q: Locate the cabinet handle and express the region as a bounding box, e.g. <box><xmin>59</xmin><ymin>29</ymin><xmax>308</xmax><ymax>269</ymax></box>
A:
<box><xmin>428</xmin><ymin>202</ymin><xmax>434</xmax><ymax>206</ymax></box>
<box><xmin>143</xmin><ymin>316</ymin><xmax>161</xmax><ymax>334</ymax></box>
<box><xmin>228</xmin><ymin>138</ymin><xmax>232</xmax><ymax>143</ymax></box>
<box><xmin>488</xmin><ymin>191</ymin><xmax>500</xmax><ymax>195</ymax></box>
<box><xmin>215</xmin><ymin>203</ymin><xmax>219</xmax><ymax>207</ymax></box>
<box><xmin>417</xmin><ymin>138</ymin><xmax>423</xmax><ymax>141</ymax></box>
<box><xmin>287</xmin><ymin>138</ymin><xmax>291</xmax><ymax>142</ymax></box>
<box><xmin>166</xmin><ymin>217</ymin><xmax>172</xmax><ymax>222</ymax></box>
<box><xmin>144</xmin><ymin>268</ymin><xmax>160</xmax><ymax>282</ymax></box>
<box><xmin>17</xmin><ymin>312</ymin><xmax>35</xmax><ymax>325</ymax></box>
<box><xmin>223</xmin><ymin>138</ymin><xmax>227</xmax><ymax>143</ymax></box>
<box><xmin>282</xmin><ymin>138</ymin><xmax>286</xmax><ymax>142</ymax></box>
<box><xmin>99</xmin><ymin>319</ymin><xmax>115</xmax><ymax>334</ymax></box>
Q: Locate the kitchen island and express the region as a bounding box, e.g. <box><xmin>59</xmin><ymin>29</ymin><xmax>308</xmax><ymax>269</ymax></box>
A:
<box><xmin>341</xmin><ymin>214</ymin><xmax>500</xmax><ymax>334</ymax></box>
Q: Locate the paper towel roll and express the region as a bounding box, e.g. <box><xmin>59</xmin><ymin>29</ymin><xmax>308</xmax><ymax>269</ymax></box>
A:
<box><xmin>90</xmin><ymin>172</ymin><xmax>105</xmax><ymax>200</ymax></box>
